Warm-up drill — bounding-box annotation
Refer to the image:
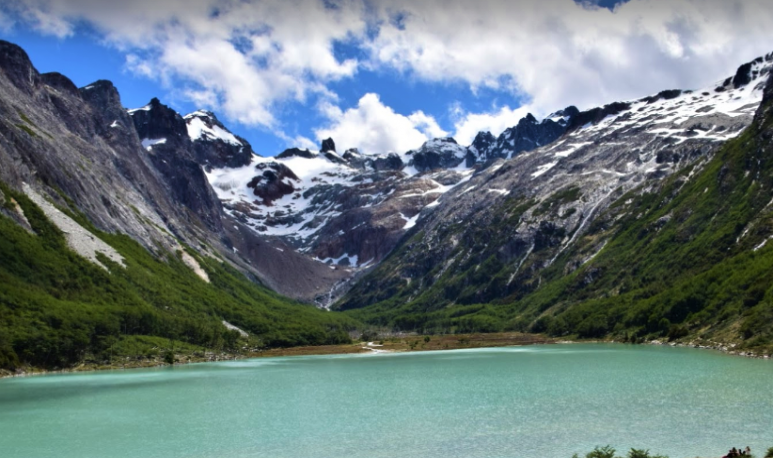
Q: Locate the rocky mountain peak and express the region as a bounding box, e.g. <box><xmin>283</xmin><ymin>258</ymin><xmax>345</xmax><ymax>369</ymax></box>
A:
<box><xmin>40</xmin><ymin>72</ymin><xmax>80</xmax><ymax>96</ymax></box>
<box><xmin>129</xmin><ymin>98</ymin><xmax>189</xmax><ymax>150</ymax></box>
<box><xmin>277</xmin><ymin>147</ymin><xmax>317</xmax><ymax>159</ymax></box>
<box><xmin>408</xmin><ymin>137</ymin><xmax>467</xmax><ymax>173</ymax></box>
<box><xmin>472</xmin><ymin>110</ymin><xmax>573</xmax><ymax>163</ymax></box>
<box><xmin>0</xmin><ymin>40</ymin><xmax>40</xmax><ymax>95</ymax></box>
<box><xmin>183</xmin><ymin>110</ymin><xmax>253</xmax><ymax>169</ymax></box>
<box><xmin>321</xmin><ymin>137</ymin><xmax>336</xmax><ymax>153</ymax></box>
<box><xmin>79</xmin><ymin>80</ymin><xmax>126</xmax><ymax>122</ymax></box>
<box><xmin>471</xmin><ymin>131</ymin><xmax>495</xmax><ymax>151</ymax></box>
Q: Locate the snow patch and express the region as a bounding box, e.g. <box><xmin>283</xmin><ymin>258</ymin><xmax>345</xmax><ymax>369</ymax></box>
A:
<box><xmin>185</xmin><ymin>115</ymin><xmax>242</xmax><ymax>146</ymax></box>
<box><xmin>141</xmin><ymin>138</ymin><xmax>166</xmax><ymax>151</ymax></box>
<box><xmin>531</xmin><ymin>161</ymin><xmax>558</xmax><ymax>178</ymax></box>
<box><xmin>401</xmin><ymin>212</ymin><xmax>420</xmax><ymax>229</ymax></box>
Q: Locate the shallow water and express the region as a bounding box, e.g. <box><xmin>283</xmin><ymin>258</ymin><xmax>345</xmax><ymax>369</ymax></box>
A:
<box><xmin>1</xmin><ymin>344</ymin><xmax>771</xmax><ymax>458</ymax></box>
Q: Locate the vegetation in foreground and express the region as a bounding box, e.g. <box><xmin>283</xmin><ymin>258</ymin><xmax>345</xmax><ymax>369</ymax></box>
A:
<box><xmin>0</xmin><ymin>181</ymin><xmax>357</xmax><ymax>373</ymax></box>
<box><xmin>574</xmin><ymin>445</ymin><xmax>773</xmax><ymax>458</ymax></box>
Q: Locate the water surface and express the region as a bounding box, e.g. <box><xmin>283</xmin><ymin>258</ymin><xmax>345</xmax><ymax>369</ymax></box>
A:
<box><xmin>1</xmin><ymin>344</ymin><xmax>771</xmax><ymax>458</ymax></box>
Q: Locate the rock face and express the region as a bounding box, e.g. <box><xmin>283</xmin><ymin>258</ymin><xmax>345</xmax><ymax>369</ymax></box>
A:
<box><xmin>469</xmin><ymin>108</ymin><xmax>578</xmax><ymax>164</ymax></box>
<box><xmin>0</xmin><ymin>39</ymin><xmax>352</xmax><ymax>303</ymax></box>
<box><xmin>407</xmin><ymin>138</ymin><xmax>468</xmax><ymax>172</ymax></box>
<box><xmin>184</xmin><ymin>110</ymin><xmax>253</xmax><ymax>169</ymax></box>
<box><xmin>247</xmin><ymin>161</ymin><xmax>299</xmax><ymax>205</ymax></box>
<box><xmin>129</xmin><ymin>98</ymin><xmax>225</xmax><ymax>233</ymax></box>
<box><xmin>321</xmin><ymin>137</ymin><xmax>336</xmax><ymax>153</ymax></box>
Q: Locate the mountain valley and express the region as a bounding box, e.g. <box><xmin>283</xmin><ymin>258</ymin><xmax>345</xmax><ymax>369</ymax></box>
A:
<box><xmin>2</xmin><ymin>38</ymin><xmax>773</xmax><ymax>372</ymax></box>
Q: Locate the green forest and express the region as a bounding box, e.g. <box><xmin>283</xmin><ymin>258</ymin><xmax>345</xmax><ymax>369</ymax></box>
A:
<box><xmin>0</xmin><ymin>181</ymin><xmax>356</xmax><ymax>371</ymax></box>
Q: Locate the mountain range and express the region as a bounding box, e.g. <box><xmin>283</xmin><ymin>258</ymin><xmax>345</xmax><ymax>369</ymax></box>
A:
<box><xmin>1</xmin><ymin>38</ymin><xmax>772</xmax><ymax>371</ymax></box>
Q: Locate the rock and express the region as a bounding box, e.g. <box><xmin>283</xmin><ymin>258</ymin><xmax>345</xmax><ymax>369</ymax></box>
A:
<box><xmin>184</xmin><ymin>110</ymin><xmax>254</xmax><ymax>169</ymax></box>
<box><xmin>41</xmin><ymin>72</ymin><xmax>80</xmax><ymax>96</ymax></box>
<box><xmin>321</xmin><ymin>137</ymin><xmax>336</xmax><ymax>153</ymax></box>
<box><xmin>0</xmin><ymin>40</ymin><xmax>39</xmax><ymax>95</ymax></box>
<box><xmin>277</xmin><ymin>147</ymin><xmax>316</xmax><ymax>159</ymax></box>
<box><xmin>372</xmin><ymin>153</ymin><xmax>403</xmax><ymax>171</ymax></box>
<box><xmin>409</xmin><ymin>138</ymin><xmax>467</xmax><ymax>173</ymax></box>
<box><xmin>247</xmin><ymin>162</ymin><xmax>299</xmax><ymax>205</ymax></box>
<box><xmin>130</xmin><ymin>98</ymin><xmax>225</xmax><ymax>233</ymax></box>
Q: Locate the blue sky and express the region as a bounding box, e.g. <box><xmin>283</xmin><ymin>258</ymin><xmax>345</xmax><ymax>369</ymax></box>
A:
<box><xmin>1</xmin><ymin>0</ymin><xmax>772</xmax><ymax>157</ymax></box>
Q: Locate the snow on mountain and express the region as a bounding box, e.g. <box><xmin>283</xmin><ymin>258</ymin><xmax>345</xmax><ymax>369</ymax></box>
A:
<box><xmin>336</xmin><ymin>53</ymin><xmax>773</xmax><ymax>312</ymax></box>
<box><xmin>185</xmin><ymin>110</ymin><xmax>243</xmax><ymax>146</ymax></box>
<box><xmin>194</xmin><ymin>52</ymin><xmax>772</xmax><ymax>307</ymax></box>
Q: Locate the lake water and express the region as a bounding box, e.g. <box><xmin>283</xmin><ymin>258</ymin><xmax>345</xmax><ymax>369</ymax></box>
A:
<box><xmin>1</xmin><ymin>344</ymin><xmax>771</xmax><ymax>458</ymax></box>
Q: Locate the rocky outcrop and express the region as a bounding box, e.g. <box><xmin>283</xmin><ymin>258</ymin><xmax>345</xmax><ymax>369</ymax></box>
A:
<box><xmin>407</xmin><ymin>138</ymin><xmax>467</xmax><ymax>172</ymax></box>
<box><xmin>470</xmin><ymin>107</ymin><xmax>578</xmax><ymax>163</ymax></box>
<box><xmin>247</xmin><ymin>162</ymin><xmax>299</xmax><ymax>205</ymax></box>
<box><xmin>130</xmin><ymin>98</ymin><xmax>225</xmax><ymax>233</ymax></box>
<box><xmin>321</xmin><ymin>137</ymin><xmax>336</xmax><ymax>153</ymax></box>
<box><xmin>184</xmin><ymin>110</ymin><xmax>253</xmax><ymax>169</ymax></box>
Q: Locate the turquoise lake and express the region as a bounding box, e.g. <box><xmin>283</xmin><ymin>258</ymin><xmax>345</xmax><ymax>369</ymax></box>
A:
<box><xmin>1</xmin><ymin>344</ymin><xmax>771</xmax><ymax>458</ymax></box>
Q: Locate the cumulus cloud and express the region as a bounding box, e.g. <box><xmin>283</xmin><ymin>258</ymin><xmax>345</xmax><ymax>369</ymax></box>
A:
<box><xmin>8</xmin><ymin>0</ymin><xmax>367</xmax><ymax>128</ymax></box>
<box><xmin>314</xmin><ymin>93</ymin><xmax>447</xmax><ymax>154</ymax></box>
<box><xmin>5</xmin><ymin>0</ymin><xmax>773</xmax><ymax>150</ymax></box>
<box><xmin>452</xmin><ymin>105</ymin><xmax>534</xmax><ymax>146</ymax></box>
<box><xmin>368</xmin><ymin>0</ymin><xmax>773</xmax><ymax>119</ymax></box>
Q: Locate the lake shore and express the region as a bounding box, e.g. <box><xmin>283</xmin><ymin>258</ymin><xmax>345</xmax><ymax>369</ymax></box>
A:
<box><xmin>3</xmin><ymin>332</ymin><xmax>771</xmax><ymax>379</ymax></box>
<box><xmin>0</xmin><ymin>332</ymin><xmax>553</xmax><ymax>378</ymax></box>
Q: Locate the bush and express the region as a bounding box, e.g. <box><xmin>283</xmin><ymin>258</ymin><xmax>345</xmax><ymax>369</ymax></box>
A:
<box><xmin>586</xmin><ymin>445</ymin><xmax>616</xmax><ymax>458</ymax></box>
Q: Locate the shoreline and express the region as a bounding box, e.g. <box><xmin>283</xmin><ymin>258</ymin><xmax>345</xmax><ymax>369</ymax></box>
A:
<box><xmin>2</xmin><ymin>332</ymin><xmax>770</xmax><ymax>379</ymax></box>
<box><xmin>0</xmin><ymin>332</ymin><xmax>552</xmax><ymax>379</ymax></box>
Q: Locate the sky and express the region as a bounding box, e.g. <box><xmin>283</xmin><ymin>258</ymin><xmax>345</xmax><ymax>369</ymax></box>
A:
<box><xmin>1</xmin><ymin>0</ymin><xmax>772</xmax><ymax>157</ymax></box>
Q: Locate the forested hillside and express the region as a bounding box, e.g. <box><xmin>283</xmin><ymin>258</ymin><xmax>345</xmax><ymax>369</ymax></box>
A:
<box><xmin>0</xmin><ymin>181</ymin><xmax>355</xmax><ymax>372</ymax></box>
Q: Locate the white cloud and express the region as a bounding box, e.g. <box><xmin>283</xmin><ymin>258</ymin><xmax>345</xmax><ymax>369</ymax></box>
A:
<box><xmin>314</xmin><ymin>93</ymin><xmax>447</xmax><ymax>154</ymax></box>
<box><xmin>6</xmin><ymin>0</ymin><xmax>773</xmax><ymax>146</ymax></box>
<box><xmin>452</xmin><ymin>105</ymin><xmax>533</xmax><ymax>146</ymax></box>
<box><xmin>9</xmin><ymin>0</ymin><xmax>367</xmax><ymax>129</ymax></box>
<box><xmin>366</xmin><ymin>0</ymin><xmax>773</xmax><ymax>116</ymax></box>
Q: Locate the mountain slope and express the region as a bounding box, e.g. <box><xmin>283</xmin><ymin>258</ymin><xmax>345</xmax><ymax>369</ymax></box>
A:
<box><xmin>0</xmin><ymin>41</ymin><xmax>357</xmax><ymax>372</ymax></box>
<box><xmin>337</xmin><ymin>54</ymin><xmax>773</xmax><ymax>352</ymax></box>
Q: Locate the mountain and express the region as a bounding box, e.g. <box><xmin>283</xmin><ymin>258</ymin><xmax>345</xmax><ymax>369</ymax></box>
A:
<box><xmin>2</xmin><ymin>36</ymin><xmax>773</xmax><ymax>372</ymax></box>
<box><xmin>204</xmin><ymin>109</ymin><xmax>578</xmax><ymax>305</ymax></box>
<box><xmin>0</xmin><ymin>40</ymin><xmax>355</xmax><ymax>372</ymax></box>
<box><xmin>336</xmin><ymin>53</ymin><xmax>773</xmax><ymax>353</ymax></box>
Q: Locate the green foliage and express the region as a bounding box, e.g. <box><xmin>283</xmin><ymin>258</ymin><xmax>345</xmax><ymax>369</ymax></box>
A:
<box><xmin>0</xmin><ymin>183</ymin><xmax>357</xmax><ymax>370</ymax></box>
<box><xmin>585</xmin><ymin>445</ymin><xmax>617</xmax><ymax>458</ymax></box>
<box><xmin>15</xmin><ymin>123</ymin><xmax>37</xmax><ymax>137</ymax></box>
<box><xmin>575</xmin><ymin>446</ymin><xmax>668</xmax><ymax>458</ymax></box>
<box><xmin>764</xmin><ymin>447</ymin><xmax>773</xmax><ymax>458</ymax></box>
<box><xmin>533</xmin><ymin>186</ymin><xmax>581</xmax><ymax>216</ymax></box>
<box><xmin>626</xmin><ymin>449</ymin><xmax>668</xmax><ymax>458</ymax></box>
